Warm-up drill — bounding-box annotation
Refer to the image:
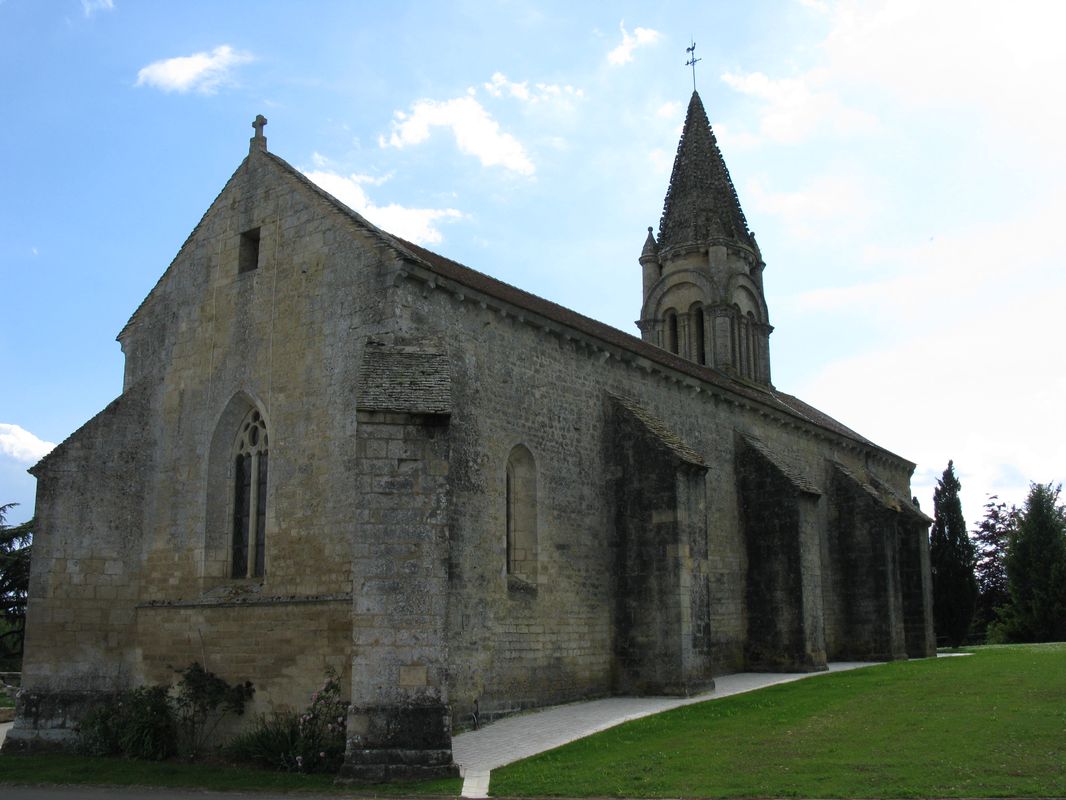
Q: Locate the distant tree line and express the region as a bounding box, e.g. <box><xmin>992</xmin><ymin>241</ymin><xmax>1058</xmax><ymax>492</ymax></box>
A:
<box><xmin>930</xmin><ymin>462</ymin><xmax>1066</xmax><ymax>646</ymax></box>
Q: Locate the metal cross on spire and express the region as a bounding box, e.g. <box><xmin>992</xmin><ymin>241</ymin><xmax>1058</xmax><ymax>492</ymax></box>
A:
<box><xmin>685</xmin><ymin>39</ymin><xmax>701</xmax><ymax>91</ymax></box>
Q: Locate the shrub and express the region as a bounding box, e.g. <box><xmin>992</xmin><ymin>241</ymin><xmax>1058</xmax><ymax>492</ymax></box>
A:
<box><xmin>226</xmin><ymin>712</ymin><xmax>302</xmax><ymax>770</ymax></box>
<box><xmin>78</xmin><ymin>686</ymin><xmax>177</xmax><ymax>760</ymax></box>
<box><xmin>227</xmin><ymin>668</ymin><xmax>348</xmax><ymax>773</ymax></box>
<box><xmin>76</xmin><ymin>663</ymin><xmax>253</xmax><ymax>761</ymax></box>
<box><xmin>172</xmin><ymin>662</ymin><xmax>255</xmax><ymax>757</ymax></box>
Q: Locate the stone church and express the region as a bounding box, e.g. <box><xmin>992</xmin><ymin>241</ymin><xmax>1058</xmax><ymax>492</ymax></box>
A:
<box><xmin>8</xmin><ymin>92</ymin><xmax>935</xmax><ymax>779</ymax></box>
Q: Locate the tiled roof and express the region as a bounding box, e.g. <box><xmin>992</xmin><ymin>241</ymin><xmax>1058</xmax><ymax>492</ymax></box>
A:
<box><xmin>356</xmin><ymin>342</ymin><xmax>451</xmax><ymax>415</ymax></box>
<box><xmin>739</xmin><ymin>434</ymin><xmax>821</xmax><ymax>495</ymax></box>
<box><xmin>610</xmin><ymin>394</ymin><xmax>706</xmax><ymax>468</ymax></box>
<box><xmin>832</xmin><ymin>462</ymin><xmax>932</xmax><ymax>523</ymax></box>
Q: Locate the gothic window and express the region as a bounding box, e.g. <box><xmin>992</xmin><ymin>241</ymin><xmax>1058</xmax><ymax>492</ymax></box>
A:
<box><xmin>691</xmin><ymin>303</ymin><xmax>706</xmax><ymax>365</ymax></box>
<box><xmin>665</xmin><ymin>309</ymin><xmax>680</xmax><ymax>355</ymax></box>
<box><xmin>506</xmin><ymin>444</ymin><xmax>537</xmax><ymax>585</ymax></box>
<box><xmin>232</xmin><ymin>408</ymin><xmax>268</xmax><ymax>578</ymax></box>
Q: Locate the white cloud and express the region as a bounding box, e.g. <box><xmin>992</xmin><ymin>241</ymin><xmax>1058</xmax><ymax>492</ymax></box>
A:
<box><xmin>648</xmin><ymin>148</ymin><xmax>672</xmax><ymax>180</ymax></box>
<box><xmin>81</xmin><ymin>0</ymin><xmax>114</xmax><ymax>17</ymax></box>
<box><xmin>0</xmin><ymin>424</ymin><xmax>56</xmax><ymax>464</ymax></box>
<box><xmin>818</xmin><ymin>1</ymin><xmax>1066</xmax><ymax>159</ymax></box>
<box><xmin>721</xmin><ymin>69</ymin><xmax>879</xmax><ymax>145</ymax></box>
<box><xmin>746</xmin><ymin>172</ymin><xmax>878</xmax><ymax>241</ymax></box>
<box><xmin>302</xmin><ymin>170</ymin><xmax>463</xmax><ymax>245</ymax></box>
<box><xmin>135</xmin><ymin>45</ymin><xmax>253</xmax><ymax>95</ymax></box>
<box><xmin>784</xmin><ymin>189</ymin><xmax>1066</xmax><ymax>523</ymax></box>
<box><xmin>796</xmin><ymin>0</ymin><xmax>829</xmax><ymax>12</ymax></box>
<box><xmin>656</xmin><ymin>101</ymin><xmax>681</xmax><ymax>119</ymax></box>
<box><xmin>797</xmin><ymin>289</ymin><xmax>1066</xmax><ymax>525</ymax></box>
<box><xmin>607</xmin><ymin>21</ymin><xmax>660</xmax><ymax>66</ymax></box>
<box><xmin>382</xmin><ymin>96</ymin><xmax>535</xmax><ymax>176</ymax></box>
<box><xmin>483</xmin><ymin>73</ymin><xmax>584</xmax><ymax>104</ymax></box>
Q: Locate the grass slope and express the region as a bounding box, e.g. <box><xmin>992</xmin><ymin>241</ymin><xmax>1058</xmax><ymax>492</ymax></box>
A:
<box><xmin>491</xmin><ymin>645</ymin><xmax>1066</xmax><ymax>798</ymax></box>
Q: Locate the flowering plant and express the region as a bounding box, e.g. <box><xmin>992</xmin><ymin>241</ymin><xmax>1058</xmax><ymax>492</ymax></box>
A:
<box><xmin>290</xmin><ymin>667</ymin><xmax>349</xmax><ymax>772</ymax></box>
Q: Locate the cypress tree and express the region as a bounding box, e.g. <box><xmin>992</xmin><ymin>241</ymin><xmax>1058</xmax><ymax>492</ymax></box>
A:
<box><xmin>929</xmin><ymin>461</ymin><xmax>978</xmax><ymax>647</ymax></box>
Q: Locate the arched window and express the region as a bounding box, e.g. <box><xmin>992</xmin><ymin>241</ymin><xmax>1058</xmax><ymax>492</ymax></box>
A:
<box><xmin>691</xmin><ymin>303</ymin><xmax>706</xmax><ymax>365</ymax></box>
<box><xmin>232</xmin><ymin>408</ymin><xmax>268</xmax><ymax>578</ymax></box>
<box><xmin>506</xmin><ymin>444</ymin><xmax>537</xmax><ymax>584</ymax></box>
<box><xmin>665</xmin><ymin>309</ymin><xmax>679</xmax><ymax>355</ymax></box>
<box><xmin>747</xmin><ymin>311</ymin><xmax>758</xmax><ymax>381</ymax></box>
<box><xmin>730</xmin><ymin>308</ymin><xmax>740</xmax><ymax>369</ymax></box>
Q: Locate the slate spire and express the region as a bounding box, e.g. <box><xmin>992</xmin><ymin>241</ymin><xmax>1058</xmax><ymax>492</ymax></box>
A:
<box><xmin>657</xmin><ymin>91</ymin><xmax>754</xmax><ymax>256</ymax></box>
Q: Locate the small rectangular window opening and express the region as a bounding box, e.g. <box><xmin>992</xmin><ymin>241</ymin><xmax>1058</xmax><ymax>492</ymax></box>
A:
<box><xmin>238</xmin><ymin>227</ymin><xmax>261</xmax><ymax>273</ymax></box>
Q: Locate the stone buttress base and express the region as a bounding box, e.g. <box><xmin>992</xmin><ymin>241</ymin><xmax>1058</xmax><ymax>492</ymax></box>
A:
<box><xmin>337</xmin><ymin>703</ymin><xmax>460</xmax><ymax>783</ymax></box>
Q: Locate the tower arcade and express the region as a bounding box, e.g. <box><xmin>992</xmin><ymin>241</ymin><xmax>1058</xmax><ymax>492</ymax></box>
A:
<box><xmin>639</xmin><ymin>91</ymin><xmax>772</xmax><ymax>385</ymax></box>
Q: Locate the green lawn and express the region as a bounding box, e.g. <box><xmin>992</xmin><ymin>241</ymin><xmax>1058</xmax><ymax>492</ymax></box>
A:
<box><xmin>0</xmin><ymin>753</ymin><xmax>462</xmax><ymax>795</ymax></box>
<box><xmin>2</xmin><ymin>646</ymin><xmax>1063</xmax><ymax>797</ymax></box>
<box><xmin>491</xmin><ymin>644</ymin><xmax>1066</xmax><ymax>798</ymax></box>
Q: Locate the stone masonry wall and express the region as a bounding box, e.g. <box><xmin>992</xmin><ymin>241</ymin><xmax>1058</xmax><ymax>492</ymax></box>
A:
<box><xmin>826</xmin><ymin>467</ymin><xmax>908</xmax><ymax>661</ymax></box>
<box><xmin>15</xmin><ymin>148</ymin><xmax>403</xmax><ymax>750</ymax></box>
<box><xmin>607</xmin><ymin>398</ymin><xmax>712</xmax><ymax>695</ymax></box>
<box><xmin>7</xmin><ymin>381</ymin><xmax>154</xmax><ymax>750</ymax></box>
<box><xmin>116</xmin><ymin>148</ymin><xmax>398</xmax><ymax>722</ymax></box>
<box><xmin>341</xmin><ymin>410</ymin><xmax>457</xmax><ymax>781</ymax></box>
<box><xmin>735</xmin><ymin>442</ymin><xmax>826</xmax><ymax>671</ymax></box>
<box><xmin>391</xmin><ymin>265</ymin><xmax>920</xmax><ymax>718</ymax></box>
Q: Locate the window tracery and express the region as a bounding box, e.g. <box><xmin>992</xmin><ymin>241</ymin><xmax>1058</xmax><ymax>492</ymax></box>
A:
<box><xmin>232</xmin><ymin>408</ymin><xmax>268</xmax><ymax>578</ymax></box>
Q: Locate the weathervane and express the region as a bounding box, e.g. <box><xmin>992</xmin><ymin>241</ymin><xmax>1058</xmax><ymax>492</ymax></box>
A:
<box><xmin>685</xmin><ymin>39</ymin><xmax>701</xmax><ymax>91</ymax></box>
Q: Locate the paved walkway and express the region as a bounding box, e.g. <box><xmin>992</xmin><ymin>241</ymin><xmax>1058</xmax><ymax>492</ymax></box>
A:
<box><xmin>452</xmin><ymin>662</ymin><xmax>877</xmax><ymax>798</ymax></box>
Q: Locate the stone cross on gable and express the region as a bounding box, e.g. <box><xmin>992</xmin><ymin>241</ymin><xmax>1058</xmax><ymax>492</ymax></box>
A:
<box><xmin>250</xmin><ymin>114</ymin><xmax>268</xmax><ymax>153</ymax></box>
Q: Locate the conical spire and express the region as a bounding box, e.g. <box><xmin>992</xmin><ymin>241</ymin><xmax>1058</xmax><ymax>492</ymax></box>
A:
<box><xmin>640</xmin><ymin>226</ymin><xmax>658</xmax><ymax>259</ymax></box>
<box><xmin>657</xmin><ymin>92</ymin><xmax>754</xmax><ymax>255</ymax></box>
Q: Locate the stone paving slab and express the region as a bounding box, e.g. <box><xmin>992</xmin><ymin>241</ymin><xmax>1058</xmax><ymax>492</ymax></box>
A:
<box><xmin>452</xmin><ymin>662</ymin><xmax>877</xmax><ymax>798</ymax></box>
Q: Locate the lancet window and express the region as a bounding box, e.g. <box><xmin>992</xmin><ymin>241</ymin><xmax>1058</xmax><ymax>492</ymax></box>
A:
<box><xmin>506</xmin><ymin>444</ymin><xmax>538</xmax><ymax>584</ymax></box>
<box><xmin>232</xmin><ymin>408</ymin><xmax>268</xmax><ymax>578</ymax></box>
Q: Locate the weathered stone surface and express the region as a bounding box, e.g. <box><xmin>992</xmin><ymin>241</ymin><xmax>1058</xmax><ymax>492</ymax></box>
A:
<box><xmin>11</xmin><ymin>103</ymin><xmax>934</xmax><ymax>776</ymax></box>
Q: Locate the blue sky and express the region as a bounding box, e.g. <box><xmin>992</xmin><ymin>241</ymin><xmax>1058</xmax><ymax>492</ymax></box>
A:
<box><xmin>3</xmin><ymin>0</ymin><xmax>1064</xmax><ymax>527</ymax></box>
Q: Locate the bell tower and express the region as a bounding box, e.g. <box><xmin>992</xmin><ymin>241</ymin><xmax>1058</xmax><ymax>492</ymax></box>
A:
<box><xmin>638</xmin><ymin>91</ymin><xmax>772</xmax><ymax>385</ymax></box>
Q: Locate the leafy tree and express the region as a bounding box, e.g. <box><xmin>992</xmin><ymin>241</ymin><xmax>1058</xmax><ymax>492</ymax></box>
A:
<box><xmin>995</xmin><ymin>483</ymin><xmax>1066</xmax><ymax>643</ymax></box>
<box><xmin>0</xmin><ymin>503</ymin><xmax>32</xmax><ymax>669</ymax></box>
<box><xmin>929</xmin><ymin>461</ymin><xmax>977</xmax><ymax>647</ymax></box>
<box><xmin>970</xmin><ymin>496</ymin><xmax>1019</xmax><ymax>640</ymax></box>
